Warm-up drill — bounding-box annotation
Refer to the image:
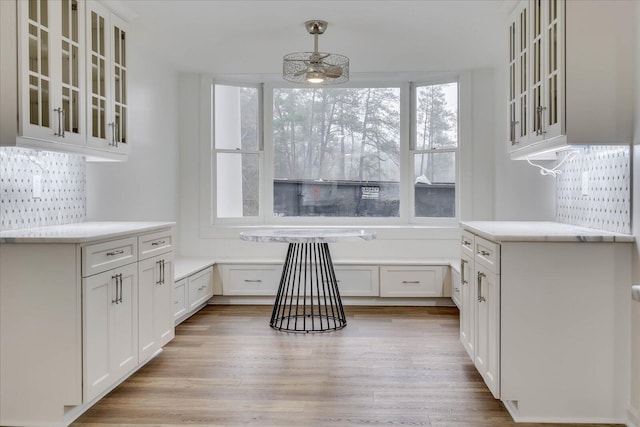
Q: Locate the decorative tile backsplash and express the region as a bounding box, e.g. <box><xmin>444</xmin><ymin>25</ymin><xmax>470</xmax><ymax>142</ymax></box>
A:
<box><xmin>556</xmin><ymin>145</ymin><xmax>630</xmax><ymax>234</ymax></box>
<box><xmin>0</xmin><ymin>147</ymin><xmax>86</xmax><ymax>231</ymax></box>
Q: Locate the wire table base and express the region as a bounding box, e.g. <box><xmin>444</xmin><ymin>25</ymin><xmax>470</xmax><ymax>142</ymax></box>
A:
<box><xmin>270</xmin><ymin>242</ymin><xmax>346</xmax><ymax>333</ymax></box>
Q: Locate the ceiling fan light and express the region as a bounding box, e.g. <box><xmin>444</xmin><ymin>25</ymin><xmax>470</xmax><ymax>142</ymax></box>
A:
<box><xmin>306</xmin><ymin>72</ymin><xmax>325</xmax><ymax>84</ymax></box>
<box><xmin>282</xmin><ymin>20</ymin><xmax>349</xmax><ymax>85</ymax></box>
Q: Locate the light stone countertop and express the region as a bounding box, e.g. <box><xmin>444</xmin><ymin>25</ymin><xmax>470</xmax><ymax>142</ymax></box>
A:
<box><xmin>0</xmin><ymin>221</ymin><xmax>176</xmax><ymax>243</ymax></box>
<box><xmin>460</xmin><ymin>221</ymin><xmax>634</xmax><ymax>243</ymax></box>
<box><xmin>240</xmin><ymin>228</ymin><xmax>377</xmax><ymax>243</ymax></box>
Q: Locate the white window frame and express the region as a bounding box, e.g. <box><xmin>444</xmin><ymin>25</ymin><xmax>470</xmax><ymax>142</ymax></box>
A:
<box><xmin>207</xmin><ymin>79</ymin><xmax>265</xmax><ymax>226</ymax></box>
<box><xmin>200</xmin><ymin>73</ymin><xmax>469</xmax><ymax>237</ymax></box>
<box><xmin>409</xmin><ymin>76</ymin><xmax>461</xmax><ymax>225</ymax></box>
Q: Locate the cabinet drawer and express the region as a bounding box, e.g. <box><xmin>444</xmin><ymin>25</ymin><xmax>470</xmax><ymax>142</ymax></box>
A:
<box><xmin>221</xmin><ymin>264</ymin><xmax>282</xmax><ymax>296</ymax></box>
<box><xmin>380</xmin><ymin>266</ymin><xmax>444</xmax><ymax>297</ymax></box>
<box><xmin>188</xmin><ymin>267</ymin><xmax>213</xmax><ymax>311</ymax></box>
<box><xmin>82</xmin><ymin>237</ymin><xmax>137</xmax><ymax>277</ymax></box>
<box><xmin>173</xmin><ymin>278</ymin><xmax>188</xmax><ymax>323</ymax></box>
<box><xmin>474</xmin><ymin>236</ymin><xmax>500</xmax><ymax>273</ymax></box>
<box><xmin>461</xmin><ymin>229</ymin><xmax>475</xmax><ymax>257</ymax></box>
<box><xmin>334</xmin><ymin>266</ymin><xmax>379</xmax><ymax>297</ymax></box>
<box><xmin>138</xmin><ymin>229</ymin><xmax>173</xmax><ymax>260</ymax></box>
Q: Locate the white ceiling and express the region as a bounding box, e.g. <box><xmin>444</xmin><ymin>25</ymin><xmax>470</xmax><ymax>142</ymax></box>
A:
<box><xmin>109</xmin><ymin>0</ymin><xmax>508</xmax><ymax>79</ymax></box>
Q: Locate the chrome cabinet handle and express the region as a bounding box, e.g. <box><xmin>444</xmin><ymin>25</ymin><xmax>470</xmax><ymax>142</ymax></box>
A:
<box><xmin>106</xmin><ymin>250</ymin><xmax>124</xmax><ymax>256</ymax></box>
<box><xmin>108</xmin><ymin>122</ymin><xmax>118</xmax><ymax>146</ymax></box>
<box><xmin>156</xmin><ymin>260</ymin><xmax>163</xmax><ymax>284</ymax></box>
<box><xmin>151</xmin><ymin>240</ymin><xmax>166</xmax><ymax>246</ymax></box>
<box><xmin>536</xmin><ymin>105</ymin><xmax>547</xmax><ymax>136</ymax></box>
<box><xmin>402</xmin><ymin>280</ymin><xmax>420</xmax><ymax>284</ymax></box>
<box><xmin>198</xmin><ymin>285</ymin><xmax>206</xmax><ymax>291</ymax></box>
<box><xmin>111</xmin><ymin>273</ymin><xmax>123</xmax><ymax>304</ymax></box>
<box><xmin>244</xmin><ymin>279</ymin><xmax>262</xmax><ymax>283</ymax></box>
<box><xmin>461</xmin><ymin>259</ymin><xmax>468</xmax><ymax>284</ymax></box>
<box><xmin>510</xmin><ymin>120</ymin><xmax>519</xmax><ymax>145</ymax></box>
<box><xmin>156</xmin><ymin>260</ymin><xmax>166</xmax><ymax>284</ymax></box>
<box><xmin>54</xmin><ymin>107</ymin><xmax>65</xmax><ymax>137</ymax></box>
<box><xmin>112</xmin><ymin>274</ymin><xmax>119</xmax><ymax>304</ymax></box>
<box><xmin>118</xmin><ymin>274</ymin><xmax>123</xmax><ymax>303</ymax></box>
<box><xmin>462</xmin><ymin>239</ymin><xmax>471</xmax><ymax>246</ymax></box>
<box><xmin>478</xmin><ymin>250</ymin><xmax>490</xmax><ymax>256</ymax></box>
<box><xmin>477</xmin><ymin>271</ymin><xmax>486</xmax><ymax>303</ymax></box>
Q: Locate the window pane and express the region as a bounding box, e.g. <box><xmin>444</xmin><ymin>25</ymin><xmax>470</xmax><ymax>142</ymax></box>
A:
<box><xmin>415</xmin><ymin>83</ymin><xmax>457</xmax><ymax>149</ymax></box>
<box><xmin>414</xmin><ymin>152</ymin><xmax>455</xmax><ymax>217</ymax></box>
<box><xmin>216</xmin><ymin>153</ymin><xmax>259</xmax><ymax>218</ymax></box>
<box><xmin>273</xmin><ymin>87</ymin><xmax>401</xmax><ymax>217</ymax></box>
<box><xmin>215</xmin><ymin>85</ymin><xmax>259</xmax><ymax>150</ymax></box>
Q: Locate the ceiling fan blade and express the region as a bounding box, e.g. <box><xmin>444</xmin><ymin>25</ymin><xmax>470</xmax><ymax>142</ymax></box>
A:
<box><xmin>323</xmin><ymin>65</ymin><xmax>343</xmax><ymax>78</ymax></box>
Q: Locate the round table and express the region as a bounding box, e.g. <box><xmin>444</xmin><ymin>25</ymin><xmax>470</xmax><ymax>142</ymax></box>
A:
<box><xmin>240</xmin><ymin>229</ymin><xmax>376</xmax><ymax>333</ymax></box>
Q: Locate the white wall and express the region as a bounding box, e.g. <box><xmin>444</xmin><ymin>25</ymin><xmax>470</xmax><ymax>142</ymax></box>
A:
<box><xmin>629</xmin><ymin>3</ymin><xmax>640</xmax><ymax>425</ymax></box>
<box><xmin>492</xmin><ymin>50</ymin><xmax>556</xmax><ymax>221</ymax></box>
<box><xmin>86</xmin><ymin>35</ymin><xmax>180</xmax><ymax>227</ymax></box>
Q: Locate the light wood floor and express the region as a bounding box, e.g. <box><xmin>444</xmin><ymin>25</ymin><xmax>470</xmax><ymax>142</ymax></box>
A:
<box><xmin>73</xmin><ymin>305</ymin><xmax>622</xmax><ymax>427</ymax></box>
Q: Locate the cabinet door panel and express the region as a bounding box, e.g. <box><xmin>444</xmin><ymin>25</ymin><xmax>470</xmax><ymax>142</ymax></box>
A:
<box><xmin>138</xmin><ymin>254</ymin><xmax>174</xmax><ymax>362</ymax></box>
<box><xmin>474</xmin><ymin>262</ymin><xmax>500</xmax><ymax>399</ymax></box>
<box><xmin>110</xmin><ymin>263</ymin><xmax>138</xmax><ymax>379</ymax></box>
<box><xmin>83</xmin><ymin>271</ymin><xmax>113</xmax><ymax>402</ymax></box>
<box><xmin>459</xmin><ymin>253</ymin><xmax>475</xmax><ymax>359</ymax></box>
<box><xmin>173</xmin><ymin>278</ymin><xmax>188</xmax><ymax>323</ymax></box>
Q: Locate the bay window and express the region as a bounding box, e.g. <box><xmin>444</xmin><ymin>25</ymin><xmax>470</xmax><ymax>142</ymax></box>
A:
<box><xmin>209</xmin><ymin>77</ymin><xmax>459</xmax><ymax>227</ymax></box>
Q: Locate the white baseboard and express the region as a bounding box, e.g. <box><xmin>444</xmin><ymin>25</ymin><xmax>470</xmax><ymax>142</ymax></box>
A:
<box><xmin>209</xmin><ymin>296</ymin><xmax>457</xmax><ymax>307</ymax></box>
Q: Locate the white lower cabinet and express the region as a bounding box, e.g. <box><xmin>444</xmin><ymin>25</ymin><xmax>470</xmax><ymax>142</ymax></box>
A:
<box><xmin>334</xmin><ymin>265</ymin><xmax>379</xmax><ymax>297</ymax></box>
<box><xmin>173</xmin><ymin>264</ymin><xmax>214</xmax><ymax>325</ymax></box>
<box><xmin>83</xmin><ymin>262</ymin><xmax>138</xmax><ymax>402</ymax></box>
<box><xmin>459</xmin><ymin>252</ymin><xmax>474</xmax><ymax>359</ymax></box>
<box><xmin>0</xmin><ymin>225</ymin><xmax>175</xmax><ymax>426</ymax></box>
<box><xmin>138</xmin><ymin>253</ymin><xmax>175</xmax><ymax>362</ymax></box>
<box><xmin>188</xmin><ymin>267</ymin><xmax>214</xmax><ymax>310</ymax></box>
<box><xmin>173</xmin><ymin>277</ymin><xmax>189</xmax><ymax>321</ymax></box>
<box><xmin>473</xmin><ymin>262</ymin><xmax>500</xmax><ymax>398</ymax></box>
<box><xmin>379</xmin><ymin>266</ymin><xmax>445</xmax><ymax>297</ymax></box>
<box><xmin>460</xmin><ymin>225</ymin><xmax>632</xmax><ymax>422</ymax></box>
<box><xmin>221</xmin><ymin>264</ymin><xmax>282</xmax><ymax>296</ymax></box>
<box><xmin>459</xmin><ymin>236</ymin><xmax>500</xmax><ymax>398</ymax></box>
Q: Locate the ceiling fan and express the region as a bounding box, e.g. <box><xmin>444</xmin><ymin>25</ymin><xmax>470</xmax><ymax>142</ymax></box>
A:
<box><xmin>283</xmin><ymin>20</ymin><xmax>350</xmax><ymax>85</ymax></box>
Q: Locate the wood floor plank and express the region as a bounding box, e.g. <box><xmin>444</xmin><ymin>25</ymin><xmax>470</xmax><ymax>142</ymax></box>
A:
<box><xmin>72</xmin><ymin>305</ymin><xmax>622</xmax><ymax>427</ymax></box>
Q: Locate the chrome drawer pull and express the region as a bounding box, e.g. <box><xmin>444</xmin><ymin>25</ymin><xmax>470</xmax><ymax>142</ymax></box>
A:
<box><xmin>402</xmin><ymin>280</ymin><xmax>420</xmax><ymax>284</ymax></box>
<box><xmin>461</xmin><ymin>259</ymin><xmax>468</xmax><ymax>284</ymax></box>
<box><xmin>151</xmin><ymin>240</ymin><xmax>166</xmax><ymax>246</ymax></box>
<box><xmin>462</xmin><ymin>239</ymin><xmax>471</xmax><ymax>246</ymax></box>
<box><xmin>198</xmin><ymin>285</ymin><xmax>206</xmax><ymax>291</ymax></box>
<box><xmin>477</xmin><ymin>271</ymin><xmax>486</xmax><ymax>302</ymax></box>
<box><xmin>244</xmin><ymin>279</ymin><xmax>262</xmax><ymax>283</ymax></box>
<box><xmin>106</xmin><ymin>250</ymin><xmax>124</xmax><ymax>256</ymax></box>
<box><xmin>478</xmin><ymin>250</ymin><xmax>490</xmax><ymax>256</ymax></box>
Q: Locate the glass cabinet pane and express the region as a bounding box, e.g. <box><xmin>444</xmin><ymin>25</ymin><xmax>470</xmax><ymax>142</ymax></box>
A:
<box><xmin>113</xmin><ymin>25</ymin><xmax>127</xmax><ymax>144</ymax></box>
<box><xmin>90</xmin><ymin>10</ymin><xmax>106</xmax><ymax>140</ymax></box>
<box><xmin>26</xmin><ymin>0</ymin><xmax>51</xmax><ymax>128</ymax></box>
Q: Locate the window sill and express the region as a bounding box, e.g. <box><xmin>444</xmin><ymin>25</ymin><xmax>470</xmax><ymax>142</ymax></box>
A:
<box><xmin>200</xmin><ymin>223</ymin><xmax>461</xmax><ymax>240</ymax></box>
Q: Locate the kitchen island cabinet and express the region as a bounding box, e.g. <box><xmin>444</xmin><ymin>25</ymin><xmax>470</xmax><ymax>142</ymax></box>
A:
<box><xmin>460</xmin><ymin>221</ymin><xmax>633</xmax><ymax>423</ymax></box>
<box><xmin>0</xmin><ymin>221</ymin><xmax>175</xmax><ymax>427</ymax></box>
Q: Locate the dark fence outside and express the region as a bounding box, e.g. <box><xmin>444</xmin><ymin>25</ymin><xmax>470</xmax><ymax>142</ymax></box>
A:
<box><xmin>273</xmin><ymin>179</ymin><xmax>454</xmax><ymax>218</ymax></box>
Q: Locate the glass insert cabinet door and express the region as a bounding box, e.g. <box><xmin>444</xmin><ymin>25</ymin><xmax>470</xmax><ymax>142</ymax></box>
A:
<box><xmin>86</xmin><ymin>0</ymin><xmax>128</xmax><ymax>153</ymax></box>
<box><xmin>17</xmin><ymin>0</ymin><xmax>86</xmax><ymax>145</ymax></box>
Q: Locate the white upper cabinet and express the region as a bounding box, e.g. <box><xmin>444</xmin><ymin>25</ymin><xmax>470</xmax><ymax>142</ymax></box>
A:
<box><xmin>86</xmin><ymin>0</ymin><xmax>128</xmax><ymax>156</ymax></box>
<box><xmin>17</xmin><ymin>0</ymin><xmax>86</xmax><ymax>146</ymax></box>
<box><xmin>5</xmin><ymin>0</ymin><xmax>129</xmax><ymax>161</ymax></box>
<box><xmin>507</xmin><ymin>0</ymin><xmax>634</xmax><ymax>160</ymax></box>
